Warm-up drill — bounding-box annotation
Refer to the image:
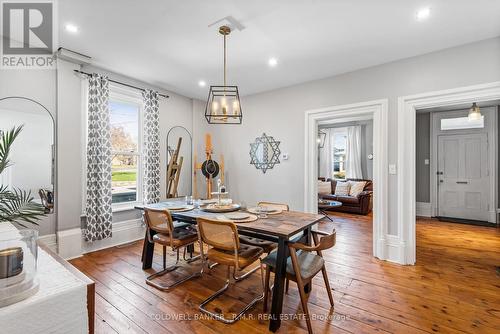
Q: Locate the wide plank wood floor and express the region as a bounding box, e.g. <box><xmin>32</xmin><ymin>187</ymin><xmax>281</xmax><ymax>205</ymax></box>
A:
<box><xmin>70</xmin><ymin>212</ymin><xmax>500</xmax><ymax>333</ymax></box>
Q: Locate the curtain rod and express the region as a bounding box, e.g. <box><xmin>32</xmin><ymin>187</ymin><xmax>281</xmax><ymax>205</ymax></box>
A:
<box><xmin>73</xmin><ymin>69</ymin><xmax>169</xmax><ymax>98</ymax></box>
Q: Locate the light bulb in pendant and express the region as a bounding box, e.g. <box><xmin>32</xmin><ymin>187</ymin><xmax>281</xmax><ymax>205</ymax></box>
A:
<box><xmin>232</xmin><ymin>100</ymin><xmax>239</xmax><ymax>115</ymax></box>
<box><xmin>211</xmin><ymin>101</ymin><xmax>219</xmax><ymax>115</ymax></box>
<box><xmin>221</xmin><ymin>97</ymin><xmax>228</xmax><ymax>115</ymax></box>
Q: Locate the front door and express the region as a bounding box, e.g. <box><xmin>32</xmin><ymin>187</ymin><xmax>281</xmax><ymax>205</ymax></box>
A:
<box><xmin>437</xmin><ymin>133</ymin><xmax>490</xmax><ymax>221</ymax></box>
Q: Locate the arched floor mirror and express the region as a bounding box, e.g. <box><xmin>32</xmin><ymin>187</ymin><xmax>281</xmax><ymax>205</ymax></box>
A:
<box><xmin>166</xmin><ymin>126</ymin><xmax>192</xmax><ymax>198</ymax></box>
<box><xmin>0</xmin><ymin>97</ymin><xmax>56</xmax><ymax>236</ymax></box>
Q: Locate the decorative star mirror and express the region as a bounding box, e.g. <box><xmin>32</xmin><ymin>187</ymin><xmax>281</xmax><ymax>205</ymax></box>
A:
<box><xmin>249</xmin><ymin>133</ymin><xmax>281</xmax><ymax>173</ymax></box>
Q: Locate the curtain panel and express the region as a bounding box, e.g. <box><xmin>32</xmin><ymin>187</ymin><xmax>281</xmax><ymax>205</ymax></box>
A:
<box><xmin>345</xmin><ymin>125</ymin><xmax>363</xmax><ymax>179</ymax></box>
<box><xmin>85</xmin><ymin>74</ymin><xmax>113</xmax><ymax>242</ymax></box>
<box><xmin>142</xmin><ymin>89</ymin><xmax>161</xmax><ymax>204</ymax></box>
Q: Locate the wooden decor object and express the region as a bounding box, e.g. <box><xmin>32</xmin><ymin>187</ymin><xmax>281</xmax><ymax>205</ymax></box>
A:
<box><xmin>193</xmin><ymin>133</ymin><xmax>224</xmax><ymax>199</ymax></box>
<box><xmin>166</xmin><ymin>137</ymin><xmax>184</xmax><ymax>198</ymax></box>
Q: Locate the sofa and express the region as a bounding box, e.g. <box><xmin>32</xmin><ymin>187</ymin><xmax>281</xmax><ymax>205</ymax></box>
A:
<box><xmin>319</xmin><ymin>178</ymin><xmax>373</xmax><ymax>215</ymax></box>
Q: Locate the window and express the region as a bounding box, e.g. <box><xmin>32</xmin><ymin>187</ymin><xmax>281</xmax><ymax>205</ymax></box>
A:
<box><xmin>332</xmin><ymin>128</ymin><xmax>347</xmax><ymax>179</ymax></box>
<box><xmin>109</xmin><ymin>91</ymin><xmax>142</xmax><ymax>206</ymax></box>
<box><xmin>440</xmin><ymin>116</ymin><xmax>484</xmax><ymax>131</ymax></box>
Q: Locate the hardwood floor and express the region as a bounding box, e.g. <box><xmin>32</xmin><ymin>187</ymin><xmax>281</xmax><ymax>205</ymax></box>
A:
<box><xmin>70</xmin><ymin>213</ymin><xmax>500</xmax><ymax>333</ymax></box>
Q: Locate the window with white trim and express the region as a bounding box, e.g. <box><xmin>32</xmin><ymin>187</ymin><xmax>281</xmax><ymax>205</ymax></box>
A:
<box><xmin>109</xmin><ymin>88</ymin><xmax>143</xmax><ymax>206</ymax></box>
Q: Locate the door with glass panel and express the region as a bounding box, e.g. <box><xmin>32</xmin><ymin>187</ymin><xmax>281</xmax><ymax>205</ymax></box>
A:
<box><xmin>437</xmin><ymin>133</ymin><xmax>490</xmax><ymax>221</ymax></box>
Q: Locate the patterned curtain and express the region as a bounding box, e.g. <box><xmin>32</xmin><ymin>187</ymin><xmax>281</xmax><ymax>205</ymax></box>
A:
<box><xmin>142</xmin><ymin>89</ymin><xmax>161</xmax><ymax>204</ymax></box>
<box><xmin>85</xmin><ymin>74</ymin><xmax>112</xmax><ymax>242</ymax></box>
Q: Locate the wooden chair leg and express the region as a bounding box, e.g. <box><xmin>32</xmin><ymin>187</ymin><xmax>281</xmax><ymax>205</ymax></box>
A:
<box><xmin>162</xmin><ymin>246</ymin><xmax>166</xmax><ymax>269</ymax></box>
<box><xmin>263</xmin><ymin>265</ymin><xmax>271</xmax><ymax>313</ymax></box>
<box><xmin>289</xmin><ymin>249</ymin><xmax>313</xmax><ymax>334</ymax></box>
<box><xmin>285</xmin><ymin>277</ymin><xmax>290</xmax><ymax>294</ymax></box>
<box><xmin>297</xmin><ymin>278</ymin><xmax>313</xmax><ymax>333</ymax></box>
<box><xmin>321</xmin><ymin>266</ymin><xmax>334</xmax><ymax>307</ymax></box>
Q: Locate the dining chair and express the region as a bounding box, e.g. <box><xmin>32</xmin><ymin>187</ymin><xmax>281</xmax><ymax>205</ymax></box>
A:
<box><xmin>197</xmin><ymin>217</ymin><xmax>265</xmax><ymax>324</ymax></box>
<box><xmin>143</xmin><ymin>207</ymin><xmax>203</xmax><ymax>291</ymax></box>
<box><xmin>261</xmin><ymin>229</ymin><xmax>336</xmax><ymax>334</ymax></box>
<box><xmin>239</xmin><ymin>201</ymin><xmax>289</xmax><ymax>254</ymax></box>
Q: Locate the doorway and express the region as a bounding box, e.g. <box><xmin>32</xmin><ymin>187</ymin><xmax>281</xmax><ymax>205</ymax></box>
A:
<box><xmin>398</xmin><ymin>81</ymin><xmax>500</xmax><ymax>265</ymax></box>
<box><xmin>304</xmin><ymin>99</ymin><xmax>389</xmax><ymax>261</ymax></box>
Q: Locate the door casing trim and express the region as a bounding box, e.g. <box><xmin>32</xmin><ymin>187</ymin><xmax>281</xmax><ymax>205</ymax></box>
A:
<box><xmin>398</xmin><ymin>81</ymin><xmax>500</xmax><ymax>265</ymax></box>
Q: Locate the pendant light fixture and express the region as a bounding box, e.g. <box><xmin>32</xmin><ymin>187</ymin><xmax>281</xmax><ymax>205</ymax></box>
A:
<box><xmin>205</xmin><ymin>25</ymin><xmax>242</xmax><ymax>124</ymax></box>
<box><xmin>468</xmin><ymin>102</ymin><xmax>482</xmax><ymax>121</ymax></box>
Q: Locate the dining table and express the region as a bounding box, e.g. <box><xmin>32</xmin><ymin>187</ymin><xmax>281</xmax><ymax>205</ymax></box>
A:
<box><xmin>135</xmin><ymin>200</ymin><xmax>324</xmax><ymax>332</ymax></box>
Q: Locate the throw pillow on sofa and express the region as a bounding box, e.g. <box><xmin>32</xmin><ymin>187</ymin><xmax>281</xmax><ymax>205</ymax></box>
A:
<box><xmin>318</xmin><ymin>181</ymin><xmax>331</xmax><ymax>195</ymax></box>
<box><xmin>334</xmin><ymin>181</ymin><xmax>351</xmax><ymax>196</ymax></box>
<box><xmin>349</xmin><ymin>181</ymin><xmax>367</xmax><ymax>197</ymax></box>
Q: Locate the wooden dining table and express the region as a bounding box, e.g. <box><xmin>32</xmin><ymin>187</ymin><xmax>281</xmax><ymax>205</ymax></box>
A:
<box><xmin>135</xmin><ymin>201</ymin><xmax>324</xmax><ymax>332</ymax></box>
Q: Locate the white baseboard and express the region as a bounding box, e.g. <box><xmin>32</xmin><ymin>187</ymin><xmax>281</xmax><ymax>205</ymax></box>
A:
<box><xmin>416</xmin><ymin>202</ymin><xmax>432</xmax><ymax>217</ymax></box>
<box><xmin>57</xmin><ymin>227</ymin><xmax>84</xmax><ymax>260</ymax></box>
<box><xmin>55</xmin><ymin>218</ymin><xmax>146</xmax><ymax>260</ymax></box>
<box><xmin>82</xmin><ymin>218</ymin><xmax>145</xmax><ymax>254</ymax></box>
<box><xmin>38</xmin><ymin>234</ymin><xmax>57</xmax><ymax>253</ymax></box>
<box><xmin>379</xmin><ymin>234</ymin><xmax>411</xmax><ymax>265</ymax></box>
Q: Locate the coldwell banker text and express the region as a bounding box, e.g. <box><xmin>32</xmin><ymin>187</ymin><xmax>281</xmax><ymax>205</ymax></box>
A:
<box><xmin>1</xmin><ymin>1</ymin><xmax>57</xmax><ymax>69</ymax></box>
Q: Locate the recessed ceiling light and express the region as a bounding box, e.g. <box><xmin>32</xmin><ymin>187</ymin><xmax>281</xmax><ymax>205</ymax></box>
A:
<box><xmin>416</xmin><ymin>7</ymin><xmax>431</xmax><ymax>21</ymax></box>
<box><xmin>65</xmin><ymin>23</ymin><xmax>79</xmax><ymax>33</ymax></box>
<box><xmin>198</xmin><ymin>80</ymin><xmax>206</xmax><ymax>87</ymax></box>
<box><xmin>268</xmin><ymin>57</ymin><xmax>278</xmax><ymax>67</ymax></box>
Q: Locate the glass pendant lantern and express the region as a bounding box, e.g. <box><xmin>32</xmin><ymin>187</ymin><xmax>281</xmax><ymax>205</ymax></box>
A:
<box><xmin>468</xmin><ymin>102</ymin><xmax>482</xmax><ymax>121</ymax></box>
<box><xmin>205</xmin><ymin>25</ymin><xmax>242</xmax><ymax>124</ymax></box>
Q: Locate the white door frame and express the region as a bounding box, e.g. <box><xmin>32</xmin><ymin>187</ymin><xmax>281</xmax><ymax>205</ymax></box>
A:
<box><xmin>398</xmin><ymin>81</ymin><xmax>500</xmax><ymax>265</ymax></box>
<box><xmin>304</xmin><ymin>99</ymin><xmax>390</xmax><ymax>261</ymax></box>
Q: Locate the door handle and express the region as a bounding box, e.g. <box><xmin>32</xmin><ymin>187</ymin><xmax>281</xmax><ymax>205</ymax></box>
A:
<box><xmin>456</xmin><ymin>181</ymin><xmax>468</xmax><ymax>184</ymax></box>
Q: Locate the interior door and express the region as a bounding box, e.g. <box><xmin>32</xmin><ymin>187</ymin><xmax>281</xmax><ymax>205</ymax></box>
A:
<box><xmin>437</xmin><ymin>133</ymin><xmax>490</xmax><ymax>221</ymax></box>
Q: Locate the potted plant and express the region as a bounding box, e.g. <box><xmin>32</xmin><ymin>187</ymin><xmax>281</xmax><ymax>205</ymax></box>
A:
<box><xmin>0</xmin><ymin>126</ymin><xmax>45</xmax><ymax>296</ymax></box>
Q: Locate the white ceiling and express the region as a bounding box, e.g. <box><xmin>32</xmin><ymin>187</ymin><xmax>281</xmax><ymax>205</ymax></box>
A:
<box><xmin>59</xmin><ymin>0</ymin><xmax>500</xmax><ymax>99</ymax></box>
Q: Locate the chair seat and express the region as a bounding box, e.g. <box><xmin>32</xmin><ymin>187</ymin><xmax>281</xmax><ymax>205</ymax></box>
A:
<box><xmin>239</xmin><ymin>235</ymin><xmax>277</xmax><ymax>254</ymax></box>
<box><xmin>207</xmin><ymin>244</ymin><xmax>263</xmax><ymax>269</ymax></box>
<box><xmin>152</xmin><ymin>225</ymin><xmax>198</xmax><ymax>247</ymax></box>
<box><xmin>262</xmin><ymin>250</ymin><xmax>325</xmax><ymax>280</ymax></box>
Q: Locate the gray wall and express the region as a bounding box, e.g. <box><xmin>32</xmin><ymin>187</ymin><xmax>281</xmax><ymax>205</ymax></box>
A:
<box><xmin>319</xmin><ymin>120</ymin><xmax>373</xmax><ymax>180</ymax></box>
<box><xmin>1</xmin><ymin>60</ymin><xmax>194</xmax><ymax>235</ymax></box>
<box><xmin>193</xmin><ymin>37</ymin><xmax>500</xmax><ymax>236</ymax></box>
<box><xmin>416</xmin><ymin>113</ymin><xmax>430</xmax><ymax>203</ymax></box>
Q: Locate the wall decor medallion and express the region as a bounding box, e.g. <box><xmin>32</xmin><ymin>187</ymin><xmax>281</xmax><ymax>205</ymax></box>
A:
<box><xmin>249</xmin><ymin>133</ymin><xmax>281</xmax><ymax>173</ymax></box>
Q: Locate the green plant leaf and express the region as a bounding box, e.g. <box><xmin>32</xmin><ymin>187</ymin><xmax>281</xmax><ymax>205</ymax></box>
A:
<box><xmin>0</xmin><ymin>125</ymin><xmax>24</xmax><ymax>174</ymax></box>
<box><xmin>0</xmin><ymin>186</ymin><xmax>46</xmax><ymax>226</ymax></box>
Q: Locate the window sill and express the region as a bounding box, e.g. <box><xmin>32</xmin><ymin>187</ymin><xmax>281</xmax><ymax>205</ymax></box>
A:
<box><xmin>80</xmin><ymin>202</ymin><xmax>140</xmax><ymax>218</ymax></box>
<box><xmin>112</xmin><ymin>202</ymin><xmax>141</xmax><ymax>213</ymax></box>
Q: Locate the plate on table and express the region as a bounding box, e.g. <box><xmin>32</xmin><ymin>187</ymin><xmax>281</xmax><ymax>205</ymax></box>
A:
<box><xmin>217</xmin><ymin>213</ymin><xmax>258</xmax><ymax>223</ymax></box>
<box><xmin>165</xmin><ymin>204</ymin><xmax>194</xmax><ymax>212</ymax></box>
<box><xmin>224</xmin><ymin>212</ymin><xmax>250</xmax><ymax>220</ymax></box>
<box><xmin>247</xmin><ymin>207</ymin><xmax>282</xmax><ymax>215</ymax></box>
<box><xmin>201</xmin><ymin>203</ymin><xmax>241</xmax><ymax>213</ymax></box>
<box><xmin>199</xmin><ymin>199</ymin><xmax>218</xmax><ymax>207</ymax></box>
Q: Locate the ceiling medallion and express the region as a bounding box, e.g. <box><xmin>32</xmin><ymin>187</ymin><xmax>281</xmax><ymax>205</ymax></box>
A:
<box><xmin>249</xmin><ymin>133</ymin><xmax>281</xmax><ymax>174</ymax></box>
<box><xmin>205</xmin><ymin>25</ymin><xmax>242</xmax><ymax>124</ymax></box>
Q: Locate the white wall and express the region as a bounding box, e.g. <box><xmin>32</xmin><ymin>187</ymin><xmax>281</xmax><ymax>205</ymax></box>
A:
<box><xmin>193</xmin><ymin>37</ymin><xmax>500</xmax><ymax>235</ymax></box>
